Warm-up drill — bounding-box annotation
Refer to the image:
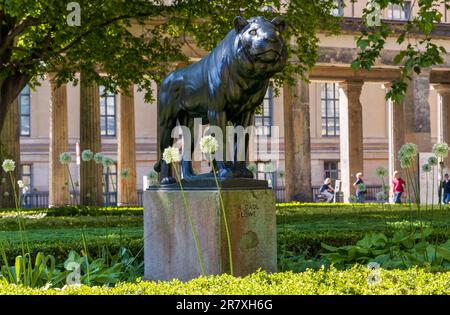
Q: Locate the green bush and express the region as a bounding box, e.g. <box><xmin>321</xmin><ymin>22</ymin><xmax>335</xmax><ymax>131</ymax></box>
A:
<box><xmin>1</xmin><ymin>266</ymin><xmax>449</xmax><ymax>295</ymax></box>
<box><xmin>0</xmin><ymin>206</ymin><xmax>144</xmax><ymax>217</ymax></box>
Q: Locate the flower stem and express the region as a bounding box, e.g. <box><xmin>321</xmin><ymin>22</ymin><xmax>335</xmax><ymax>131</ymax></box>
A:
<box><xmin>66</xmin><ymin>164</ymin><xmax>77</xmax><ymax>205</ymax></box>
<box><xmin>173</xmin><ymin>165</ymin><xmax>205</xmax><ymax>275</ymax></box>
<box><xmin>210</xmin><ymin>157</ymin><xmax>234</xmax><ymax>276</ymax></box>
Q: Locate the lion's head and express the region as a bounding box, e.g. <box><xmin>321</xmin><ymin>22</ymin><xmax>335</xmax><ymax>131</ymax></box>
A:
<box><xmin>233</xmin><ymin>16</ymin><xmax>287</xmax><ymax>77</ymax></box>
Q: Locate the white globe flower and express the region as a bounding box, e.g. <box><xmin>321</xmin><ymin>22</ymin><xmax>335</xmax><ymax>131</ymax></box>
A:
<box><xmin>59</xmin><ymin>152</ymin><xmax>72</xmax><ymax>165</ymax></box>
<box><xmin>162</xmin><ymin>146</ymin><xmax>181</xmax><ymax>164</ymax></box>
<box><xmin>102</xmin><ymin>156</ymin><xmax>114</xmax><ymax>168</ymax></box>
<box><xmin>200</xmin><ymin>136</ymin><xmax>219</xmax><ymax>155</ymax></box>
<box><xmin>2</xmin><ymin>159</ymin><xmax>15</xmax><ymax>173</ymax></box>
<box><xmin>81</xmin><ymin>149</ymin><xmax>94</xmax><ymax>162</ymax></box>
<box><xmin>93</xmin><ymin>153</ymin><xmax>104</xmax><ymax>164</ymax></box>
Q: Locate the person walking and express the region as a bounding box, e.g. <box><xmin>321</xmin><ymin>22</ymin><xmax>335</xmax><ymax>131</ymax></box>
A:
<box><xmin>440</xmin><ymin>173</ymin><xmax>450</xmax><ymax>204</ymax></box>
<box><xmin>319</xmin><ymin>178</ymin><xmax>335</xmax><ymax>203</ymax></box>
<box><xmin>392</xmin><ymin>170</ymin><xmax>406</xmax><ymax>204</ymax></box>
<box><xmin>353</xmin><ymin>172</ymin><xmax>366</xmax><ymax>203</ymax></box>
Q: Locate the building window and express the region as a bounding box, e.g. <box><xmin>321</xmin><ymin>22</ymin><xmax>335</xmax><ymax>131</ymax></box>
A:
<box><xmin>324</xmin><ymin>161</ymin><xmax>340</xmax><ymax>180</ymax></box>
<box><xmin>20</xmin><ymin>164</ymin><xmax>33</xmax><ymax>189</ymax></box>
<box><xmin>19</xmin><ymin>85</ymin><xmax>31</xmax><ymax>137</ymax></box>
<box><xmin>255</xmin><ymin>86</ymin><xmax>273</xmax><ymax>136</ymax></box>
<box><xmin>332</xmin><ymin>0</ymin><xmax>344</xmax><ymax>16</ymax></box>
<box><xmin>387</xmin><ymin>1</ymin><xmax>411</xmax><ymax>20</ymax></box>
<box><xmin>103</xmin><ymin>164</ymin><xmax>117</xmax><ymax>205</ymax></box>
<box><xmin>99</xmin><ymin>86</ymin><xmax>117</xmax><ymax>137</ymax></box>
<box><xmin>321</xmin><ymin>83</ymin><xmax>340</xmax><ymax>137</ymax></box>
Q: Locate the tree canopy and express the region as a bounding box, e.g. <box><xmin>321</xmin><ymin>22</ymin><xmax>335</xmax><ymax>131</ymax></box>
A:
<box><xmin>0</xmin><ymin>0</ymin><xmax>338</xmax><ymax>132</ymax></box>
<box><xmin>353</xmin><ymin>0</ymin><xmax>450</xmax><ymax>103</ymax></box>
<box><xmin>0</xmin><ymin>0</ymin><xmax>449</xmax><ymax>132</ymax></box>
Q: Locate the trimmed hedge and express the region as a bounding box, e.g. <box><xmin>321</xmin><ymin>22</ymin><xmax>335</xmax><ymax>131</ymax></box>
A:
<box><xmin>1</xmin><ymin>266</ymin><xmax>449</xmax><ymax>295</ymax></box>
<box><xmin>0</xmin><ymin>206</ymin><xmax>143</xmax><ymax>217</ymax></box>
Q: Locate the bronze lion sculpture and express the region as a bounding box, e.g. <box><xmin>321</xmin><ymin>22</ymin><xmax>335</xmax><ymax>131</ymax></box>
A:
<box><xmin>156</xmin><ymin>16</ymin><xmax>287</xmax><ymax>184</ymax></box>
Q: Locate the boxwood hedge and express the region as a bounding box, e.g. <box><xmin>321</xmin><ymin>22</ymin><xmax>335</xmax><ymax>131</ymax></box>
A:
<box><xmin>1</xmin><ymin>266</ymin><xmax>449</xmax><ymax>295</ymax></box>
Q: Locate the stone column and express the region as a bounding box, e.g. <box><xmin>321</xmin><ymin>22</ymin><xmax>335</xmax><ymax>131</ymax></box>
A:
<box><xmin>0</xmin><ymin>98</ymin><xmax>20</xmax><ymax>208</ymax></box>
<box><xmin>282</xmin><ymin>76</ymin><xmax>312</xmax><ymax>202</ymax></box>
<box><xmin>435</xmin><ymin>84</ymin><xmax>450</xmax><ymax>144</ymax></box>
<box><xmin>339</xmin><ymin>81</ymin><xmax>364</xmax><ymax>202</ymax></box>
<box><xmin>79</xmin><ymin>74</ymin><xmax>103</xmax><ymax>206</ymax></box>
<box><xmin>386</xmin><ymin>85</ymin><xmax>405</xmax><ymax>203</ymax></box>
<box><xmin>403</xmin><ymin>71</ymin><xmax>432</xmax><ymax>203</ymax></box>
<box><xmin>49</xmin><ymin>78</ymin><xmax>70</xmax><ymax>206</ymax></box>
<box><xmin>404</xmin><ymin>71</ymin><xmax>432</xmax><ymax>152</ymax></box>
<box><xmin>117</xmin><ymin>86</ymin><xmax>137</xmax><ymax>205</ymax></box>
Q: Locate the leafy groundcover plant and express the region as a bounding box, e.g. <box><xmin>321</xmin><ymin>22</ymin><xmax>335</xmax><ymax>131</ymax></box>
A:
<box><xmin>0</xmin><ymin>267</ymin><xmax>449</xmax><ymax>295</ymax></box>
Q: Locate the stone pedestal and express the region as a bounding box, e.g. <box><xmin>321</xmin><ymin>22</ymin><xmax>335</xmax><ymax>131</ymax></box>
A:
<box><xmin>143</xmin><ymin>189</ymin><xmax>277</xmax><ymax>281</ymax></box>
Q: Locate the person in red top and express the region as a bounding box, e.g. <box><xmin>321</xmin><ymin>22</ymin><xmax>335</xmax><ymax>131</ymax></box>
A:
<box><xmin>392</xmin><ymin>170</ymin><xmax>406</xmax><ymax>204</ymax></box>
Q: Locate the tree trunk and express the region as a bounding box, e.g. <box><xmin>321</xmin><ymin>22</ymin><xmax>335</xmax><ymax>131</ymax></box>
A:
<box><xmin>0</xmin><ymin>97</ymin><xmax>21</xmax><ymax>208</ymax></box>
<box><xmin>0</xmin><ymin>74</ymin><xmax>30</xmax><ymax>133</ymax></box>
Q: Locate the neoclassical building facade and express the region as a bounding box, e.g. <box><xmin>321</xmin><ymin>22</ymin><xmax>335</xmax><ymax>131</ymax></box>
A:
<box><xmin>4</xmin><ymin>1</ymin><xmax>450</xmax><ymax>206</ymax></box>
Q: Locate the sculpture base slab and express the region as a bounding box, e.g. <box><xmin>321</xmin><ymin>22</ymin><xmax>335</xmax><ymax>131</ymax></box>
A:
<box><xmin>143</xmin><ymin>189</ymin><xmax>277</xmax><ymax>281</ymax></box>
<box><xmin>152</xmin><ymin>178</ymin><xmax>269</xmax><ymax>190</ymax></box>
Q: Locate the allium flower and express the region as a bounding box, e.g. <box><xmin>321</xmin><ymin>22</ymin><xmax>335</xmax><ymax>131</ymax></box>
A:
<box><xmin>428</xmin><ymin>156</ymin><xmax>438</xmax><ymax>166</ymax></box>
<box><xmin>432</xmin><ymin>142</ymin><xmax>449</xmax><ymax>159</ymax></box>
<box><xmin>2</xmin><ymin>159</ymin><xmax>15</xmax><ymax>173</ymax></box>
<box><xmin>400</xmin><ymin>156</ymin><xmax>413</xmax><ymax>169</ymax></box>
<box><xmin>398</xmin><ymin>143</ymin><xmax>418</xmax><ymax>159</ymax></box>
<box><xmin>102</xmin><ymin>156</ymin><xmax>114</xmax><ymax>168</ymax></box>
<box><xmin>376</xmin><ymin>191</ymin><xmax>388</xmax><ymax>201</ymax></box>
<box><xmin>162</xmin><ymin>147</ymin><xmax>181</xmax><ymax>164</ymax></box>
<box><xmin>59</xmin><ymin>152</ymin><xmax>72</xmax><ymax>165</ymax></box>
<box><xmin>17</xmin><ymin>180</ymin><xmax>25</xmax><ymax>189</ymax></box>
<box><xmin>121</xmin><ymin>168</ymin><xmax>130</xmax><ymax>179</ymax></box>
<box><xmin>94</xmin><ymin>153</ymin><xmax>104</xmax><ymax>164</ymax></box>
<box><xmin>200</xmin><ymin>135</ymin><xmax>219</xmax><ymax>154</ymax></box>
<box><xmin>1</xmin><ymin>178</ymin><xmax>6</xmax><ymax>184</ymax></box>
<box><xmin>375</xmin><ymin>166</ymin><xmax>387</xmax><ymax>178</ymax></box>
<box><xmin>81</xmin><ymin>149</ymin><xmax>94</xmax><ymax>162</ymax></box>
<box><xmin>3</xmin><ymin>191</ymin><xmax>9</xmax><ymax>197</ymax></box>
<box><xmin>422</xmin><ymin>163</ymin><xmax>431</xmax><ymax>173</ymax></box>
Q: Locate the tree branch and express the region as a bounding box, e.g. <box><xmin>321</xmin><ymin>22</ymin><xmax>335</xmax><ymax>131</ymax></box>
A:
<box><xmin>0</xmin><ymin>17</ymin><xmax>40</xmax><ymax>55</ymax></box>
